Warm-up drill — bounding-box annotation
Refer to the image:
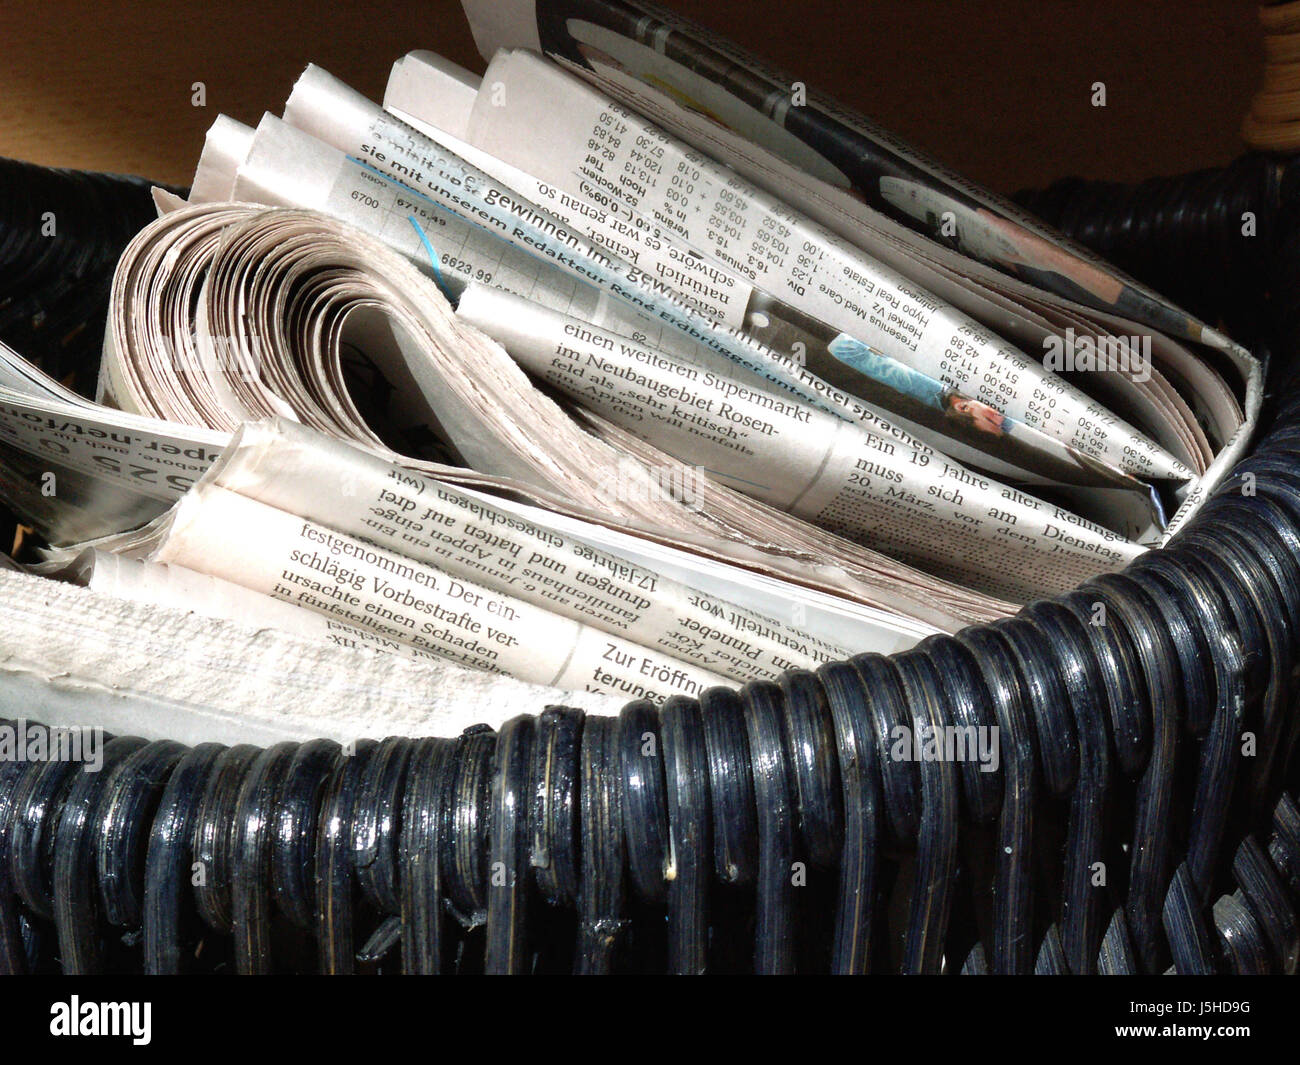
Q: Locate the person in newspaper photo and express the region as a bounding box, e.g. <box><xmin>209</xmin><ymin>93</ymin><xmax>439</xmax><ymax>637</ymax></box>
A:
<box><xmin>942</xmin><ymin>393</ymin><xmax>1006</xmax><ymax>437</ymax></box>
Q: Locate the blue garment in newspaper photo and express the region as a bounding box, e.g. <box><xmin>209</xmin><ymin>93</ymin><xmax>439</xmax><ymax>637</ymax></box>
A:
<box><xmin>827</xmin><ymin>333</ymin><xmax>1015</xmax><ymax>438</ymax></box>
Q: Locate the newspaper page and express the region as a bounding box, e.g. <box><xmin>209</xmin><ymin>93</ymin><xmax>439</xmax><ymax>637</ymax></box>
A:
<box><xmin>280</xmin><ymin>64</ymin><xmax>1183</xmax><ymax>505</ymax></box>
<box><xmin>449</xmin><ymin>4</ymin><xmax>1264</xmax><ymax>540</ymax></box>
<box><xmin>384</xmin><ymin>48</ymin><xmax>1191</xmax><ymax>493</ymax></box>
<box><xmin>0</xmin><ymin>340</ymin><xmax>225</xmax><ymax>545</ymax></box>
<box><xmin>373</xmin><ymin>99</ymin><xmax>1171</xmax><ymax>526</ymax></box>
<box><xmin>147</xmin><ymin>482</ymin><xmax>751</xmax><ymax>704</ymax></box>
<box><xmin>189</xmin><ymin>115</ymin><xmax>758</xmax><ymax>373</ymax></box>
<box><xmin>73</xmin><ymin>549</ymin><xmax>343</xmax><ymax>639</ymax></box>
<box><xmin>456</xmin><ymin>482</ymin><xmax>942</xmax><ymax>655</ymax></box>
<box><xmin>0</xmin><ymin>567</ymin><xmax>623</xmax><ymax>748</ymax></box>
<box><xmin>280</xmin><ymin>65</ymin><xmax>864</xmax><ymax>428</ymax></box>
<box><xmin>457</xmin><ymin>0</ymin><xmax>1232</xmax><ymax>352</ymax></box>
<box><xmin>455</xmin><ymin>284</ymin><xmax>1145</xmax><ymax>591</ymax></box>
<box><xmin>66</xmin><ymin>548</ymin><xmax>459</xmax><ymax>663</ymax></box>
<box><xmin>196</xmin><ymin>418</ymin><xmax>857</xmax><ymax>680</ymax></box>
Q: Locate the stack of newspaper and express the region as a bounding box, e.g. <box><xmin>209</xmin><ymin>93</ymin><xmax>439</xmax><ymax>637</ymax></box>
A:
<box><xmin>0</xmin><ymin>0</ymin><xmax>1260</xmax><ymax>743</ymax></box>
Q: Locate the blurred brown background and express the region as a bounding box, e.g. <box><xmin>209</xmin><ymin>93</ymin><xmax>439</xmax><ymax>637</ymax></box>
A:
<box><xmin>0</xmin><ymin>0</ymin><xmax>1264</xmax><ymax>195</ymax></box>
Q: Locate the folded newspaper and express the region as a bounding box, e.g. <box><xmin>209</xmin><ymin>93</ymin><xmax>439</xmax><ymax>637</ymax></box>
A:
<box><xmin>0</xmin><ymin>0</ymin><xmax>1261</xmax><ymax>741</ymax></box>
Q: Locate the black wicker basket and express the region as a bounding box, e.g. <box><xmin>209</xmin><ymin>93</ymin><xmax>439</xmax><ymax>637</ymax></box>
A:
<box><xmin>0</xmin><ymin>153</ymin><xmax>1297</xmax><ymax>975</ymax></box>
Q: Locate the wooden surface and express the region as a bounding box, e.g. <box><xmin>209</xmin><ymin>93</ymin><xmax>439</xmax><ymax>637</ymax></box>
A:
<box><xmin>0</xmin><ymin>0</ymin><xmax>1264</xmax><ymax>194</ymax></box>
